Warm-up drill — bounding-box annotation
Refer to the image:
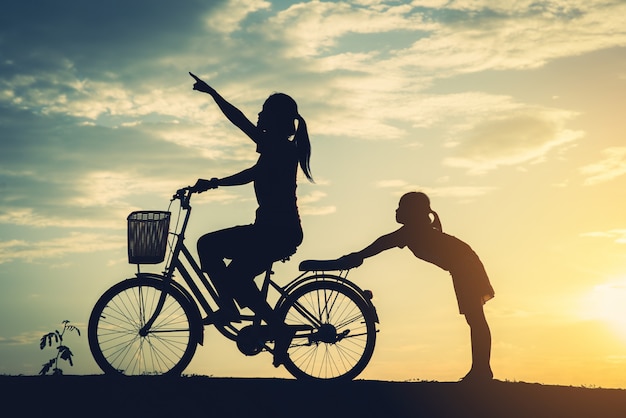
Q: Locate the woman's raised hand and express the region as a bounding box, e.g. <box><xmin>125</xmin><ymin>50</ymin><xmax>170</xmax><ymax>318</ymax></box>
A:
<box><xmin>189</xmin><ymin>72</ymin><xmax>214</xmax><ymax>94</ymax></box>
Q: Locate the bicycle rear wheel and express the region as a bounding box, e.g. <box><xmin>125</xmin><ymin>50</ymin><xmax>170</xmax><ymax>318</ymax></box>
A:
<box><xmin>277</xmin><ymin>280</ymin><xmax>377</xmax><ymax>380</ymax></box>
<box><xmin>88</xmin><ymin>278</ymin><xmax>199</xmax><ymax>376</ymax></box>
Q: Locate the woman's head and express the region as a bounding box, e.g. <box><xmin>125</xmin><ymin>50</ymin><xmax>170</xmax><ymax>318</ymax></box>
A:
<box><xmin>259</xmin><ymin>93</ymin><xmax>314</xmax><ymax>182</ymax></box>
<box><xmin>396</xmin><ymin>192</ymin><xmax>442</xmax><ymax>230</ymax></box>
<box><xmin>258</xmin><ymin>93</ymin><xmax>299</xmax><ymax>137</ymax></box>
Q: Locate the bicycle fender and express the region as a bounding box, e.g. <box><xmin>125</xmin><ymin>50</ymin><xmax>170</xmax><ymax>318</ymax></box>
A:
<box><xmin>279</xmin><ymin>273</ymin><xmax>380</xmax><ymax>323</ymax></box>
<box><xmin>133</xmin><ymin>274</ymin><xmax>206</xmax><ymax>345</ymax></box>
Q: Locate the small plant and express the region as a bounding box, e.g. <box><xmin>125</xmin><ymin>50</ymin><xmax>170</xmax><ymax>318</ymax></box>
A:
<box><xmin>39</xmin><ymin>320</ymin><xmax>81</xmax><ymax>376</ymax></box>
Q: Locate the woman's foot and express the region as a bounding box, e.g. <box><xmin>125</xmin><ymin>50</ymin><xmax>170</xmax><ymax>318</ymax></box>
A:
<box><xmin>272</xmin><ymin>326</ymin><xmax>298</xmax><ymax>367</ymax></box>
<box><xmin>271</xmin><ymin>324</ymin><xmax>312</xmax><ymax>367</ymax></box>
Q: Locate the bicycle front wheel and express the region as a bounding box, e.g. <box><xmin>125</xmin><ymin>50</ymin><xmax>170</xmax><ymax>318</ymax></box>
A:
<box><xmin>277</xmin><ymin>281</ymin><xmax>377</xmax><ymax>381</ymax></box>
<box><xmin>88</xmin><ymin>278</ymin><xmax>199</xmax><ymax>376</ymax></box>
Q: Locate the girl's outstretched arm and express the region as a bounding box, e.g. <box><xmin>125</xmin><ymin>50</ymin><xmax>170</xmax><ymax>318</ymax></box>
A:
<box><xmin>356</xmin><ymin>232</ymin><xmax>400</xmax><ymax>258</ymax></box>
<box><xmin>342</xmin><ymin>231</ymin><xmax>400</xmax><ymax>267</ymax></box>
<box><xmin>190</xmin><ymin>72</ymin><xmax>258</xmax><ymax>142</ymax></box>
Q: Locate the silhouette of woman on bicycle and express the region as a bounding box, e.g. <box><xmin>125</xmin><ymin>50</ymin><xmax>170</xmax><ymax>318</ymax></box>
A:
<box><xmin>189</xmin><ymin>73</ymin><xmax>313</xmax><ymax>366</ymax></box>
<box><xmin>338</xmin><ymin>192</ymin><xmax>495</xmax><ymax>382</ymax></box>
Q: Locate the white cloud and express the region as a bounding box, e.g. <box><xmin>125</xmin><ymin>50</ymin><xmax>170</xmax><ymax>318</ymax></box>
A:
<box><xmin>205</xmin><ymin>0</ymin><xmax>272</xmax><ymax>34</ymax></box>
<box><xmin>69</xmin><ymin>171</ymin><xmax>187</xmax><ymax>212</ymax></box>
<box><xmin>298</xmin><ymin>190</ymin><xmax>336</xmax><ymax>216</ymax></box>
<box><xmin>443</xmin><ymin>106</ymin><xmax>584</xmax><ymax>174</ymax></box>
<box><xmin>580</xmin><ymin>147</ymin><xmax>626</xmax><ymax>186</ymax></box>
<box><xmin>0</xmin><ymin>330</ymin><xmax>43</xmax><ymax>346</ymax></box>
<box><xmin>0</xmin><ymin>208</ymin><xmax>121</xmax><ymax>229</ymax></box>
<box><xmin>375</xmin><ymin>179</ymin><xmax>410</xmax><ymax>189</ymax></box>
<box><xmin>0</xmin><ymin>1</ymin><xmax>621</xmax><ymax>249</ymax></box>
<box><xmin>273</xmin><ymin>0</ymin><xmax>626</xmax><ymax>79</ymax></box>
<box><xmin>375</xmin><ymin>179</ymin><xmax>496</xmax><ymax>198</ymax></box>
<box><xmin>263</xmin><ymin>1</ymin><xmax>432</xmax><ymax>58</ymax></box>
<box><xmin>405</xmin><ymin>1</ymin><xmax>626</xmax><ymax>74</ymax></box>
<box><xmin>581</xmin><ymin>229</ymin><xmax>626</xmax><ymax>244</ymax></box>
<box><xmin>0</xmin><ymin>232</ymin><xmax>124</xmax><ymax>264</ymax></box>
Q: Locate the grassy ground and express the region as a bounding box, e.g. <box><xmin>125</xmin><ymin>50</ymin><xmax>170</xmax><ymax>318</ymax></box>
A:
<box><xmin>4</xmin><ymin>375</ymin><xmax>626</xmax><ymax>417</ymax></box>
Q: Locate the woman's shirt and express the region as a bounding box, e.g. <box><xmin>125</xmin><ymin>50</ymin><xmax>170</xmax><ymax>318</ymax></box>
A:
<box><xmin>253</xmin><ymin>136</ymin><xmax>300</xmax><ymax>231</ymax></box>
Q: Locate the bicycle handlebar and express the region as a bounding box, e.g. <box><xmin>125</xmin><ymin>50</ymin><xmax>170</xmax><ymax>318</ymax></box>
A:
<box><xmin>173</xmin><ymin>187</ymin><xmax>192</xmax><ymax>199</ymax></box>
<box><xmin>173</xmin><ymin>178</ymin><xmax>219</xmax><ymax>205</ymax></box>
<box><xmin>172</xmin><ymin>187</ymin><xmax>196</xmax><ymax>210</ymax></box>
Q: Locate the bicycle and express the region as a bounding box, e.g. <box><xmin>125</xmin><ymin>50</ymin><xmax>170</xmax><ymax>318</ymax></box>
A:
<box><xmin>88</xmin><ymin>187</ymin><xmax>379</xmax><ymax>380</ymax></box>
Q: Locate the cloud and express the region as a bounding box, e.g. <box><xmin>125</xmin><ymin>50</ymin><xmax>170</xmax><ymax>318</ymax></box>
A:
<box><xmin>262</xmin><ymin>1</ymin><xmax>431</xmax><ymax>58</ymax></box>
<box><xmin>375</xmin><ymin>179</ymin><xmax>496</xmax><ymax>198</ymax></box>
<box><xmin>4</xmin><ymin>1</ymin><xmax>613</xmax><ymax>153</ymax></box>
<box><xmin>0</xmin><ymin>232</ymin><xmax>124</xmax><ymax>265</ymax></box>
<box><xmin>0</xmin><ymin>0</ymin><xmax>619</xmax><ymax>264</ymax></box>
<box><xmin>581</xmin><ymin>229</ymin><xmax>626</xmax><ymax>245</ymax></box>
<box><xmin>443</xmin><ymin>106</ymin><xmax>583</xmax><ymax>174</ymax></box>
<box><xmin>0</xmin><ymin>331</ymin><xmax>43</xmax><ymax>346</ymax></box>
<box><xmin>298</xmin><ymin>190</ymin><xmax>336</xmax><ymax>216</ymax></box>
<box><xmin>205</xmin><ymin>0</ymin><xmax>271</xmax><ymax>34</ymax></box>
<box><xmin>375</xmin><ymin>179</ymin><xmax>411</xmax><ymax>189</ymax></box>
<box><xmin>253</xmin><ymin>0</ymin><xmax>626</xmax><ymax>78</ymax></box>
<box><xmin>396</xmin><ymin>1</ymin><xmax>626</xmax><ymax>75</ymax></box>
<box><xmin>0</xmin><ymin>105</ymin><xmax>233</xmax><ymax>235</ymax></box>
<box><xmin>580</xmin><ymin>147</ymin><xmax>626</xmax><ymax>186</ymax></box>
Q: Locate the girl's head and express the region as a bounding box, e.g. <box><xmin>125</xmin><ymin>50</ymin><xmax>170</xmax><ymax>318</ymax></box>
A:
<box><xmin>396</xmin><ymin>192</ymin><xmax>442</xmax><ymax>231</ymax></box>
<box><xmin>259</xmin><ymin>93</ymin><xmax>314</xmax><ymax>182</ymax></box>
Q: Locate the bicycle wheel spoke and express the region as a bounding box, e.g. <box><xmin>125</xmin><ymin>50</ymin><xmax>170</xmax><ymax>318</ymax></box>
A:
<box><xmin>278</xmin><ymin>280</ymin><xmax>376</xmax><ymax>380</ymax></box>
<box><xmin>89</xmin><ymin>279</ymin><xmax>198</xmax><ymax>376</ymax></box>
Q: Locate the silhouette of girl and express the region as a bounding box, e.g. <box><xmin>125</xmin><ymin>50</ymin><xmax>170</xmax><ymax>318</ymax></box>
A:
<box><xmin>339</xmin><ymin>192</ymin><xmax>495</xmax><ymax>382</ymax></box>
<box><xmin>189</xmin><ymin>73</ymin><xmax>313</xmax><ymax>366</ymax></box>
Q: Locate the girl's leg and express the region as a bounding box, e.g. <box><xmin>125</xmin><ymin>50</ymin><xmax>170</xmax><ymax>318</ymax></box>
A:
<box><xmin>462</xmin><ymin>305</ymin><xmax>493</xmax><ymax>382</ymax></box>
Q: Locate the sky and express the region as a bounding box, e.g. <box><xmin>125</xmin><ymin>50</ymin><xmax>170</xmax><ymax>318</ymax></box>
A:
<box><xmin>1</xmin><ymin>0</ymin><xmax>626</xmax><ymax>387</ymax></box>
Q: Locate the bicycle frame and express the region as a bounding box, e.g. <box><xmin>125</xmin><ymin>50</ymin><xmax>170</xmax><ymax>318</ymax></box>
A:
<box><xmin>139</xmin><ymin>188</ymin><xmax>356</xmax><ymax>343</ymax></box>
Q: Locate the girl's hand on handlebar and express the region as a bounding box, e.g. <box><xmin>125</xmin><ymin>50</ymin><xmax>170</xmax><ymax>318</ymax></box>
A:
<box><xmin>192</xmin><ymin>178</ymin><xmax>219</xmax><ymax>193</ymax></box>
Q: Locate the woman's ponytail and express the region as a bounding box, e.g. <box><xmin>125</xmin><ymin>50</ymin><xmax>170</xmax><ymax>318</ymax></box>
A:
<box><xmin>295</xmin><ymin>115</ymin><xmax>313</xmax><ymax>182</ymax></box>
<box><xmin>265</xmin><ymin>92</ymin><xmax>313</xmax><ymax>182</ymax></box>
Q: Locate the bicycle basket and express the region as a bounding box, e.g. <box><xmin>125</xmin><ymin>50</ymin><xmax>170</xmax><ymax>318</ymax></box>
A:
<box><xmin>127</xmin><ymin>211</ymin><xmax>171</xmax><ymax>264</ymax></box>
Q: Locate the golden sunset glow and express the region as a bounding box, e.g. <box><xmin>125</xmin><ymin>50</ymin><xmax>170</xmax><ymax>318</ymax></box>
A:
<box><xmin>1</xmin><ymin>0</ymin><xmax>626</xmax><ymax>389</ymax></box>
<box><xmin>582</xmin><ymin>278</ymin><xmax>626</xmax><ymax>341</ymax></box>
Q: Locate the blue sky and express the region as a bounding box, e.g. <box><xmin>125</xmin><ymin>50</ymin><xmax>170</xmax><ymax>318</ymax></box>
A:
<box><xmin>2</xmin><ymin>0</ymin><xmax>626</xmax><ymax>386</ymax></box>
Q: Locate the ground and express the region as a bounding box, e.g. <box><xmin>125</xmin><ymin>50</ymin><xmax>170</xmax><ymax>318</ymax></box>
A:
<box><xmin>4</xmin><ymin>375</ymin><xmax>626</xmax><ymax>417</ymax></box>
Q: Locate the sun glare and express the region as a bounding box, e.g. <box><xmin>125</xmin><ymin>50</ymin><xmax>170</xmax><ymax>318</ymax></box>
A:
<box><xmin>583</xmin><ymin>277</ymin><xmax>626</xmax><ymax>340</ymax></box>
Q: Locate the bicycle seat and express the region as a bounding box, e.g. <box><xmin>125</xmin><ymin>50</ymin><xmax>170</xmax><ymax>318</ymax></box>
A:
<box><xmin>299</xmin><ymin>258</ymin><xmax>358</xmax><ymax>271</ymax></box>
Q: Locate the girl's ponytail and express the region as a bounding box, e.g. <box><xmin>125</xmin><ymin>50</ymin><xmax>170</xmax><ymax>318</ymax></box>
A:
<box><xmin>295</xmin><ymin>115</ymin><xmax>313</xmax><ymax>182</ymax></box>
<box><xmin>430</xmin><ymin>210</ymin><xmax>443</xmax><ymax>232</ymax></box>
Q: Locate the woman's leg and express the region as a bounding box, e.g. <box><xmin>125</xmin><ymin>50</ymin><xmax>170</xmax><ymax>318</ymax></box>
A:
<box><xmin>227</xmin><ymin>256</ymin><xmax>295</xmax><ymax>367</ymax></box>
<box><xmin>462</xmin><ymin>305</ymin><xmax>493</xmax><ymax>381</ymax></box>
<box><xmin>197</xmin><ymin>226</ymin><xmax>253</xmax><ymax>315</ymax></box>
<box><xmin>197</xmin><ymin>226</ymin><xmax>252</xmax><ymax>277</ymax></box>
